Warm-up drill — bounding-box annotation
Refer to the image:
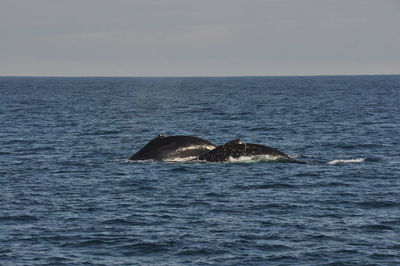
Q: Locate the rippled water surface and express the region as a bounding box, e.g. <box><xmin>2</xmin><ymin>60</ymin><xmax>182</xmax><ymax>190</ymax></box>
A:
<box><xmin>1</xmin><ymin>76</ymin><xmax>400</xmax><ymax>265</ymax></box>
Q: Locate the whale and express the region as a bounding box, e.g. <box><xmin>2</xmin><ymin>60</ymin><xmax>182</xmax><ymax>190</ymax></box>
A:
<box><xmin>129</xmin><ymin>134</ymin><xmax>216</xmax><ymax>161</ymax></box>
<box><xmin>197</xmin><ymin>138</ymin><xmax>301</xmax><ymax>163</ymax></box>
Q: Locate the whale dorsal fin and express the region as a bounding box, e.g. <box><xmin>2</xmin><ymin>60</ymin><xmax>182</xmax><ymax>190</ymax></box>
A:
<box><xmin>157</xmin><ymin>133</ymin><xmax>167</xmax><ymax>138</ymax></box>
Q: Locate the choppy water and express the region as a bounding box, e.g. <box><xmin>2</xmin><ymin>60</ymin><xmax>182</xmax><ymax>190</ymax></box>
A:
<box><xmin>1</xmin><ymin>76</ymin><xmax>400</xmax><ymax>265</ymax></box>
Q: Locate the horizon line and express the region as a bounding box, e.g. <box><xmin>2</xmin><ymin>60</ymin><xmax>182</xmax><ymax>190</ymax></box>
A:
<box><xmin>1</xmin><ymin>73</ymin><xmax>400</xmax><ymax>78</ymax></box>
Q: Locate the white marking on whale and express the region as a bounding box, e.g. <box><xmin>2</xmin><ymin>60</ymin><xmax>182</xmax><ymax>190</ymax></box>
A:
<box><xmin>129</xmin><ymin>134</ymin><xmax>216</xmax><ymax>161</ymax></box>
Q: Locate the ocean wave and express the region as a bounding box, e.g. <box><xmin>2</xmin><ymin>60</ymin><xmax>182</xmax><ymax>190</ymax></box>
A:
<box><xmin>177</xmin><ymin>247</ymin><xmax>225</xmax><ymax>256</ymax></box>
<box><xmin>0</xmin><ymin>215</ymin><xmax>39</xmax><ymax>223</ymax></box>
<box><xmin>121</xmin><ymin>242</ymin><xmax>171</xmax><ymax>255</ymax></box>
<box><xmin>124</xmin><ymin>155</ymin><xmax>302</xmax><ymax>164</ymax></box>
<box><xmin>361</xmin><ymin>224</ymin><xmax>394</xmax><ymax>231</ymax></box>
<box><xmin>233</xmin><ymin>183</ymin><xmax>296</xmax><ymax>190</ymax></box>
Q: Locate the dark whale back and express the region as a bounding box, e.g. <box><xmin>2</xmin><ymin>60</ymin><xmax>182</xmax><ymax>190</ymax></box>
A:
<box><xmin>129</xmin><ymin>135</ymin><xmax>216</xmax><ymax>161</ymax></box>
<box><xmin>198</xmin><ymin>139</ymin><xmax>290</xmax><ymax>162</ymax></box>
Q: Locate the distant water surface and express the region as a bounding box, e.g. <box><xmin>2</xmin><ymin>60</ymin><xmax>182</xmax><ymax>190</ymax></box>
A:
<box><xmin>1</xmin><ymin>76</ymin><xmax>400</xmax><ymax>265</ymax></box>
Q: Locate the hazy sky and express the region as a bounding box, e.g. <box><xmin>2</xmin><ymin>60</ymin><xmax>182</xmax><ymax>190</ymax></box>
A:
<box><xmin>1</xmin><ymin>0</ymin><xmax>400</xmax><ymax>76</ymax></box>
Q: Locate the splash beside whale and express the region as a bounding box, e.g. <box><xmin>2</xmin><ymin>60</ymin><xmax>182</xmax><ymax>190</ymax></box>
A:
<box><xmin>129</xmin><ymin>134</ymin><xmax>302</xmax><ymax>163</ymax></box>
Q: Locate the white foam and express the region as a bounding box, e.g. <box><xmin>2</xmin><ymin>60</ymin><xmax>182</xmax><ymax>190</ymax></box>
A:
<box><xmin>327</xmin><ymin>158</ymin><xmax>367</xmax><ymax>165</ymax></box>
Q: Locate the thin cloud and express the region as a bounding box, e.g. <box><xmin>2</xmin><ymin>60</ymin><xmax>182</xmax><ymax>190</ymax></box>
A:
<box><xmin>0</xmin><ymin>0</ymin><xmax>399</xmax><ymax>76</ymax></box>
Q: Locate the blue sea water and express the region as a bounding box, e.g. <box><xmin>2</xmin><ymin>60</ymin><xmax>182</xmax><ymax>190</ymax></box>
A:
<box><xmin>0</xmin><ymin>75</ymin><xmax>399</xmax><ymax>265</ymax></box>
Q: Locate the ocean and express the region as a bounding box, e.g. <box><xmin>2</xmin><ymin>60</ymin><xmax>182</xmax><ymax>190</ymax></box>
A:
<box><xmin>1</xmin><ymin>75</ymin><xmax>399</xmax><ymax>265</ymax></box>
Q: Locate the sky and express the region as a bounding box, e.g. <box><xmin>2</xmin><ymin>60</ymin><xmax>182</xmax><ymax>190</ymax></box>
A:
<box><xmin>1</xmin><ymin>0</ymin><xmax>400</xmax><ymax>77</ymax></box>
